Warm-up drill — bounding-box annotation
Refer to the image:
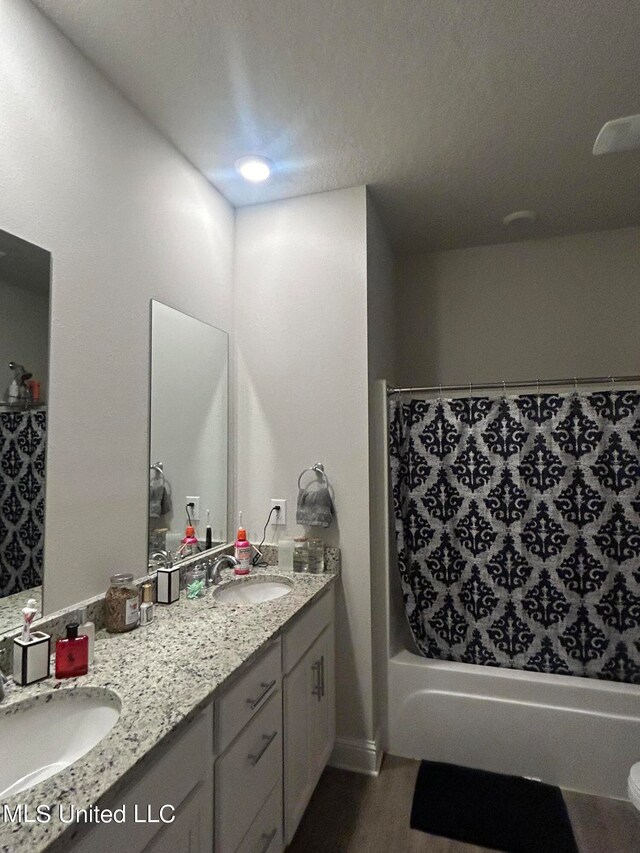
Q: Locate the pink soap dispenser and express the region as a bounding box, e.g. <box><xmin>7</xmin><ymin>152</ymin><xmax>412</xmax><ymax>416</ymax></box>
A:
<box><xmin>234</xmin><ymin>513</ymin><xmax>252</xmax><ymax>575</ymax></box>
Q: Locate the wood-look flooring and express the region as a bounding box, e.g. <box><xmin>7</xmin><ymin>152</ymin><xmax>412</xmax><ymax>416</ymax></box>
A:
<box><xmin>287</xmin><ymin>755</ymin><xmax>640</xmax><ymax>853</ymax></box>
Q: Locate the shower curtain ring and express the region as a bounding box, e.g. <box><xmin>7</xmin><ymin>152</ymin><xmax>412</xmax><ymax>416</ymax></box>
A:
<box><xmin>574</xmin><ymin>377</ymin><xmax>578</xmax><ymax>393</ymax></box>
<box><xmin>439</xmin><ymin>384</ymin><xmax>442</xmax><ymax>399</ymax></box>
<box><xmin>610</xmin><ymin>375</ymin><xmax>615</xmax><ymax>388</ymax></box>
<box><xmin>502</xmin><ymin>380</ymin><xmax>506</xmax><ymax>396</ymax></box>
<box><xmin>536</xmin><ymin>378</ymin><xmax>540</xmax><ymax>394</ymax></box>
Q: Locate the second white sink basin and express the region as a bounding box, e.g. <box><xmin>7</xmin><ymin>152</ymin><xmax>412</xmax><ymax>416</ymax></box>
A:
<box><xmin>0</xmin><ymin>687</ymin><xmax>121</xmax><ymax>799</ymax></box>
<box><xmin>214</xmin><ymin>576</ymin><xmax>293</xmax><ymax>605</ymax></box>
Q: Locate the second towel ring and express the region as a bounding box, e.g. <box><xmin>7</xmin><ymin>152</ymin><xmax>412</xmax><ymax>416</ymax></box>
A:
<box><xmin>298</xmin><ymin>462</ymin><xmax>329</xmax><ymax>490</ymax></box>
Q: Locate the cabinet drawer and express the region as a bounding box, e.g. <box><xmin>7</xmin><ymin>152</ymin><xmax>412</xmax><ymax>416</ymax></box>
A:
<box><xmin>283</xmin><ymin>587</ymin><xmax>333</xmax><ymax>674</ymax></box>
<box><xmin>216</xmin><ymin>638</ymin><xmax>282</xmax><ymax>752</ymax></box>
<box><xmin>235</xmin><ymin>781</ymin><xmax>283</xmax><ymax>853</ymax></box>
<box><xmin>215</xmin><ymin>691</ymin><xmax>283</xmax><ymax>853</ymax></box>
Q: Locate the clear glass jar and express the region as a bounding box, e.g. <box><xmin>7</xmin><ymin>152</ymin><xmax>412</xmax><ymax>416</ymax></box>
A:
<box><xmin>105</xmin><ymin>573</ymin><xmax>139</xmax><ymax>633</ymax></box>
<box><xmin>307</xmin><ymin>538</ymin><xmax>325</xmax><ymax>573</ymax></box>
<box><xmin>293</xmin><ymin>537</ymin><xmax>309</xmax><ymax>572</ymax></box>
<box><xmin>185</xmin><ymin>565</ymin><xmax>207</xmax><ymax>599</ymax></box>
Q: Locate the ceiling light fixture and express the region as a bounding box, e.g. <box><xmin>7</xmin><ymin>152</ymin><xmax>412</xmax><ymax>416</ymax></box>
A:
<box><xmin>502</xmin><ymin>210</ymin><xmax>537</xmax><ymax>227</ymax></box>
<box><xmin>593</xmin><ymin>114</ymin><xmax>640</xmax><ymax>155</ymax></box>
<box><xmin>234</xmin><ymin>155</ymin><xmax>273</xmax><ymax>183</ymax></box>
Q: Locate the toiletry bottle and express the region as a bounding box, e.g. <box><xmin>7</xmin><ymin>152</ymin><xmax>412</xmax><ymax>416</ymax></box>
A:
<box><xmin>234</xmin><ymin>515</ymin><xmax>252</xmax><ymax>575</ymax></box>
<box><xmin>7</xmin><ymin>379</ymin><xmax>19</xmax><ymax>404</ymax></box>
<box><xmin>55</xmin><ymin>623</ymin><xmax>89</xmax><ymax>679</ymax></box>
<box><xmin>177</xmin><ymin>526</ymin><xmax>200</xmax><ymax>560</ymax></box>
<box><xmin>205</xmin><ymin>509</ymin><xmax>212</xmax><ymax>550</ymax></box>
<box><xmin>140</xmin><ymin>582</ymin><xmax>155</xmax><ymax>626</ymax></box>
<box><xmin>21</xmin><ymin>598</ymin><xmax>38</xmax><ymax>643</ymax></box>
<box><xmin>77</xmin><ymin>606</ymin><xmax>95</xmax><ymax>664</ymax></box>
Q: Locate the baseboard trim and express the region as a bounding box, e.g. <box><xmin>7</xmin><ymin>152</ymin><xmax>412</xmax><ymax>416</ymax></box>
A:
<box><xmin>329</xmin><ymin>736</ymin><xmax>383</xmax><ymax>776</ymax></box>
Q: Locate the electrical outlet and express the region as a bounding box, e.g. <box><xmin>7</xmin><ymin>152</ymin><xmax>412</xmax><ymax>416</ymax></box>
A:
<box><xmin>186</xmin><ymin>496</ymin><xmax>200</xmax><ymax>522</ymax></box>
<box><xmin>271</xmin><ymin>499</ymin><xmax>286</xmax><ymax>526</ymax></box>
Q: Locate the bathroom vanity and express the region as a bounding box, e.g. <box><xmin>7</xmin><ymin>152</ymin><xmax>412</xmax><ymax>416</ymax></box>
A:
<box><xmin>0</xmin><ymin>569</ymin><xmax>336</xmax><ymax>853</ymax></box>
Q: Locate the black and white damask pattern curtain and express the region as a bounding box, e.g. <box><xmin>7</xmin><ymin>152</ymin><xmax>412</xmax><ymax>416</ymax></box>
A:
<box><xmin>389</xmin><ymin>390</ymin><xmax>640</xmax><ymax>684</ymax></box>
<box><xmin>0</xmin><ymin>410</ymin><xmax>46</xmax><ymax>597</ymax></box>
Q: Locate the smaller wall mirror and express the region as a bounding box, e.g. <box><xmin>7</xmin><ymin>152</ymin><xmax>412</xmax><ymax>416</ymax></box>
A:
<box><xmin>0</xmin><ymin>229</ymin><xmax>51</xmax><ymax>634</ymax></box>
<box><xmin>148</xmin><ymin>301</ymin><xmax>228</xmax><ymax>563</ymax></box>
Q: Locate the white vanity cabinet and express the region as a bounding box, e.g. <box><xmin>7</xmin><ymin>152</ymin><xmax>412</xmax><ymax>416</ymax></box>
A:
<box><xmin>71</xmin><ymin>703</ymin><xmax>214</xmax><ymax>853</ymax></box>
<box><xmin>282</xmin><ymin>588</ymin><xmax>335</xmax><ymax>845</ymax></box>
<box><xmin>215</xmin><ymin>584</ymin><xmax>335</xmax><ymax>853</ymax></box>
<box><xmin>214</xmin><ymin>638</ymin><xmax>283</xmax><ymax>853</ymax></box>
<box><xmin>67</xmin><ymin>583</ymin><xmax>335</xmax><ymax>853</ymax></box>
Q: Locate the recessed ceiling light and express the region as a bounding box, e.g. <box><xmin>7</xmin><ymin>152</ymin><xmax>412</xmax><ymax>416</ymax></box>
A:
<box><xmin>502</xmin><ymin>210</ymin><xmax>537</xmax><ymax>227</ymax></box>
<box><xmin>593</xmin><ymin>114</ymin><xmax>640</xmax><ymax>155</ymax></box>
<box><xmin>234</xmin><ymin>155</ymin><xmax>273</xmax><ymax>183</ymax></box>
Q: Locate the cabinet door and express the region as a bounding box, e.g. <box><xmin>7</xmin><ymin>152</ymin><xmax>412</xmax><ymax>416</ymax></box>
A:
<box><xmin>309</xmin><ymin>624</ymin><xmax>335</xmax><ymax>786</ymax></box>
<box><xmin>283</xmin><ymin>624</ymin><xmax>335</xmax><ymax>845</ymax></box>
<box><xmin>142</xmin><ymin>777</ymin><xmax>213</xmax><ymax>853</ymax></box>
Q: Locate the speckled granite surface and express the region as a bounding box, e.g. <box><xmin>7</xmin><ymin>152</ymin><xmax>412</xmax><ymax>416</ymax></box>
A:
<box><xmin>0</xmin><ymin>565</ymin><xmax>337</xmax><ymax>853</ymax></box>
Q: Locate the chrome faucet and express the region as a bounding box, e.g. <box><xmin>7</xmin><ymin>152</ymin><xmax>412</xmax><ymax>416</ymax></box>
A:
<box><xmin>150</xmin><ymin>550</ymin><xmax>173</xmax><ymax>569</ymax></box>
<box><xmin>208</xmin><ymin>555</ymin><xmax>238</xmax><ymax>586</ymax></box>
<box><xmin>0</xmin><ymin>650</ymin><xmax>9</xmax><ymax>702</ymax></box>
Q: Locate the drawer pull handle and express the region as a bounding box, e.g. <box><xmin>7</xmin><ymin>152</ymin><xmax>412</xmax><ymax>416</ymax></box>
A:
<box><xmin>320</xmin><ymin>654</ymin><xmax>325</xmax><ymax>698</ymax></box>
<box><xmin>247</xmin><ymin>679</ymin><xmax>276</xmax><ymax>710</ymax></box>
<box><xmin>248</xmin><ymin>730</ymin><xmax>278</xmax><ymax>766</ymax></box>
<box><xmin>311</xmin><ymin>660</ymin><xmax>321</xmax><ymax>700</ymax></box>
<box><xmin>257</xmin><ymin>828</ymin><xmax>277</xmax><ymax>853</ymax></box>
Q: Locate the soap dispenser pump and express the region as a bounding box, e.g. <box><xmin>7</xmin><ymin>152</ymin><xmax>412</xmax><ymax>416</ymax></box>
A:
<box><xmin>234</xmin><ymin>513</ymin><xmax>252</xmax><ymax>575</ymax></box>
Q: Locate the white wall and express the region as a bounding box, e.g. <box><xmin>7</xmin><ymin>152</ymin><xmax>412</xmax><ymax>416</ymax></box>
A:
<box><xmin>365</xmin><ymin>195</ymin><xmax>395</xmax><ymax>752</ymax></box>
<box><xmin>396</xmin><ymin>227</ymin><xmax>640</xmax><ymax>386</ymax></box>
<box><xmin>0</xmin><ymin>0</ymin><xmax>235</xmax><ymax>613</ymax></box>
<box><xmin>0</xmin><ymin>280</ymin><xmax>49</xmax><ymax>398</ymax></box>
<box><xmin>234</xmin><ymin>187</ymin><xmax>378</xmax><ymax>754</ymax></box>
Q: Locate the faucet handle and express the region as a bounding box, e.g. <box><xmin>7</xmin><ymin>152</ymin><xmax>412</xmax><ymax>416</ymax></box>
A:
<box><xmin>0</xmin><ymin>649</ymin><xmax>10</xmax><ymax>701</ymax></box>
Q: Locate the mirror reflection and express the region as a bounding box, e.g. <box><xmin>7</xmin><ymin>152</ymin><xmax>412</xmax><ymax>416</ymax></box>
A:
<box><xmin>148</xmin><ymin>301</ymin><xmax>228</xmax><ymax>565</ymax></box>
<box><xmin>0</xmin><ymin>229</ymin><xmax>51</xmax><ymax>632</ymax></box>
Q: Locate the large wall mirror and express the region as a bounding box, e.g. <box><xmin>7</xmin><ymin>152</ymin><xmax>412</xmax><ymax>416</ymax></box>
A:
<box><xmin>0</xmin><ymin>229</ymin><xmax>51</xmax><ymax>634</ymax></box>
<box><xmin>148</xmin><ymin>301</ymin><xmax>228</xmax><ymax>563</ymax></box>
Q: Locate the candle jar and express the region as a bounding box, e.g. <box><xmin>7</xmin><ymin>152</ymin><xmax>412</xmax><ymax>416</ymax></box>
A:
<box><xmin>105</xmin><ymin>574</ymin><xmax>140</xmax><ymax>633</ymax></box>
<box><xmin>293</xmin><ymin>538</ymin><xmax>309</xmax><ymax>572</ymax></box>
<box><xmin>307</xmin><ymin>539</ymin><xmax>325</xmax><ymax>573</ymax></box>
<box><xmin>185</xmin><ymin>565</ymin><xmax>207</xmax><ymax>599</ymax></box>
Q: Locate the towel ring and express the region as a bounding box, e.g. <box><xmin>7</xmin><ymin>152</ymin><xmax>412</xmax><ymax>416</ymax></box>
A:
<box><xmin>298</xmin><ymin>463</ymin><xmax>329</xmax><ymax>490</ymax></box>
<box><xmin>150</xmin><ymin>461</ymin><xmax>165</xmax><ymax>486</ymax></box>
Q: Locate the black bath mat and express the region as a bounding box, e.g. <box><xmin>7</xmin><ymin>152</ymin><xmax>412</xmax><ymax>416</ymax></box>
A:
<box><xmin>410</xmin><ymin>760</ymin><xmax>579</xmax><ymax>853</ymax></box>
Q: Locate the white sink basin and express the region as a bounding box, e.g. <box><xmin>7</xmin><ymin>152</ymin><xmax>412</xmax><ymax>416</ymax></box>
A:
<box><xmin>0</xmin><ymin>688</ymin><xmax>121</xmax><ymax>799</ymax></box>
<box><xmin>214</xmin><ymin>576</ymin><xmax>293</xmax><ymax>605</ymax></box>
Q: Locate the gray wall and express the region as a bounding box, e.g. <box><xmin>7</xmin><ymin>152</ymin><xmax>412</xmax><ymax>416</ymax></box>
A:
<box><xmin>1</xmin><ymin>0</ymin><xmax>234</xmax><ymax>613</ymax></box>
<box><xmin>234</xmin><ymin>187</ymin><xmax>376</xmax><ymax>759</ymax></box>
<box><xmin>366</xmin><ymin>194</ymin><xmax>395</xmax><ymax>753</ymax></box>
<box><xmin>395</xmin><ymin>226</ymin><xmax>640</xmax><ymax>387</ymax></box>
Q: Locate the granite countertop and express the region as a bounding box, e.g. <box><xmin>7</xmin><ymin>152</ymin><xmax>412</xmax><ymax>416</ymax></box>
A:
<box><xmin>0</xmin><ymin>566</ymin><xmax>337</xmax><ymax>853</ymax></box>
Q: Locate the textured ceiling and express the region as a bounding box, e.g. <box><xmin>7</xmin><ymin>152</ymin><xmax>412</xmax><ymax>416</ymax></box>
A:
<box><xmin>32</xmin><ymin>0</ymin><xmax>640</xmax><ymax>253</ymax></box>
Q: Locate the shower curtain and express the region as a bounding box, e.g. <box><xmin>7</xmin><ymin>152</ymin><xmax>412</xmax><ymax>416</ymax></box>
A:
<box><xmin>0</xmin><ymin>409</ymin><xmax>46</xmax><ymax>597</ymax></box>
<box><xmin>389</xmin><ymin>390</ymin><xmax>640</xmax><ymax>684</ymax></box>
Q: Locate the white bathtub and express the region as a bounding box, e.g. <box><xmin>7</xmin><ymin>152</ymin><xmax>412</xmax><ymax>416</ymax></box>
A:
<box><xmin>387</xmin><ymin>648</ymin><xmax>640</xmax><ymax>799</ymax></box>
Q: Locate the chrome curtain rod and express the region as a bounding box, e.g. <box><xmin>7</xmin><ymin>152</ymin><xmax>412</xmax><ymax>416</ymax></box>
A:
<box><xmin>387</xmin><ymin>374</ymin><xmax>640</xmax><ymax>395</ymax></box>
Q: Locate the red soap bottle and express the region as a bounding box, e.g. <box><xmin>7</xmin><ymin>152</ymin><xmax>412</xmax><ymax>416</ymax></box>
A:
<box><xmin>55</xmin><ymin>622</ymin><xmax>89</xmax><ymax>679</ymax></box>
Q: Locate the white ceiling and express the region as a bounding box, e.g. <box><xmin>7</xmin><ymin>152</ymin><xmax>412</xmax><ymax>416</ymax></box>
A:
<box><xmin>32</xmin><ymin>0</ymin><xmax>640</xmax><ymax>253</ymax></box>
